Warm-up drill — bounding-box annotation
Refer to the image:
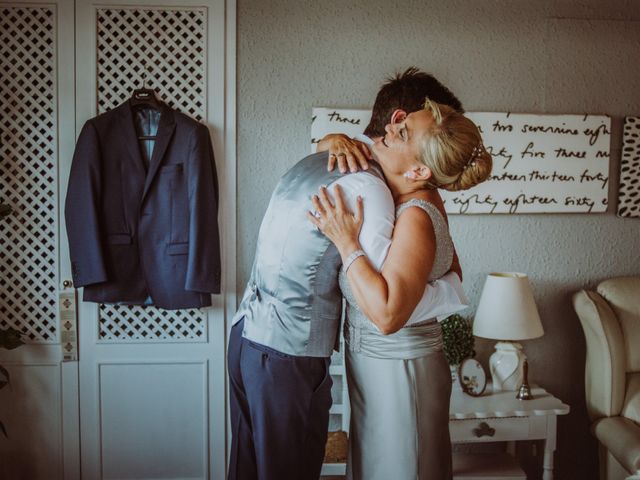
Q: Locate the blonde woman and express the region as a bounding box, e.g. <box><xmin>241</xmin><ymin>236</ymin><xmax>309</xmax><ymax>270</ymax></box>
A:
<box><xmin>309</xmin><ymin>100</ymin><xmax>492</xmax><ymax>480</ymax></box>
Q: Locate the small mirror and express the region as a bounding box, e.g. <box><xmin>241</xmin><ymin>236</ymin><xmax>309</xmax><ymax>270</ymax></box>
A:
<box><xmin>458</xmin><ymin>358</ymin><xmax>487</xmax><ymax>396</ymax></box>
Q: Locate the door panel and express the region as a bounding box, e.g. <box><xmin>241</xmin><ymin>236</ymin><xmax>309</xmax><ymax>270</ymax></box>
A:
<box><xmin>75</xmin><ymin>1</ymin><xmax>229</xmax><ymax>478</ymax></box>
<box><xmin>99</xmin><ymin>362</ymin><xmax>208</xmax><ymax>480</ymax></box>
<box><xmin>0</xmin><ymin>0</ymin><xmax>234</xmax><ymax>478</ymax></box>
<box><xmin>0</xmin><ymin>363</ymin><xmax>63</xmax><ymax>479</ymax></box>
<box><xmin>0</xmin><ymin>1</ymin><xmax>78</xmax><ymax>479</ymax></box>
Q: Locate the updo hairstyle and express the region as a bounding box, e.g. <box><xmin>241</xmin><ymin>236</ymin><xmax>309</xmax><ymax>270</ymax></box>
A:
<box><xmin>419</xmin><ymin>99</ymin><xmax>492</xmax><ymax>192</ymax></box>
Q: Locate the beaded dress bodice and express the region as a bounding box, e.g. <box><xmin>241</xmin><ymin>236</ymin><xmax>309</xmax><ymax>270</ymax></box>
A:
<box><xmin>339</xmin><ymin>199</ymin><xmax>454</xmax><ymax>333</ymax></box>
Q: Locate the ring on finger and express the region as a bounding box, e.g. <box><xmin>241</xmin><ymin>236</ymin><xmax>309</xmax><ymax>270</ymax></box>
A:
<box><xmin>337</xmin><ymin>153</ymin><xmax>346</xmax><ymax>157</ymax></box>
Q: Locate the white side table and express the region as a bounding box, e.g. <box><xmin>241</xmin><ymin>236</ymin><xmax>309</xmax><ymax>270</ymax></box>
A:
<box><xmin>449</xmin><ymin>384</ymin><xmax>570</xmax><ymax>480</ymax></box>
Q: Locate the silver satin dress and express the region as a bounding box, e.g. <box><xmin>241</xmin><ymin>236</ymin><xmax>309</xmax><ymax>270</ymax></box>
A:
<box><xmin>341</xmin><ymin>199</ymin><xmax>454</xmax><ymax>480</ymax></box>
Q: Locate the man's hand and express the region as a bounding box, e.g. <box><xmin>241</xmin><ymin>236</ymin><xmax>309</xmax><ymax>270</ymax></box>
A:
<box><xmin>316</xmin><ymin>133</ymin><xmax>372</xmax><ymax>173</ymax></box>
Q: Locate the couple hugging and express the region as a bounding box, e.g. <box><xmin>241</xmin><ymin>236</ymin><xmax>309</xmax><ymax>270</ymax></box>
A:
<box><xmin>228</xmin><ymin>68</ymin><xmax>493</xmax><ymax>480</ymax></box>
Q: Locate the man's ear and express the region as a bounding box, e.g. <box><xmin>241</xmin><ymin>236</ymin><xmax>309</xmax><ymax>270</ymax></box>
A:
<box><xmin>404</xmin><ymin>165</ymin><xmax>432</xmax><ymax>181</ymax></box>
<box><xmin>390</xmin><ymin>109</ymin><xmax>407</xmax><ymax>125</ymax></box>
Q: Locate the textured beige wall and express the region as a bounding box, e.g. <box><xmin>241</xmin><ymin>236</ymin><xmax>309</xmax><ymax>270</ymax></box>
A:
<box><xmin>237</xmin><ymin>1</ymin><xmax>640</xmax><ymax>477</ymax></box>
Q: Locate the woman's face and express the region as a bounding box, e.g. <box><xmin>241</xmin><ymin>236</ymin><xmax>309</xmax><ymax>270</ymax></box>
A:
<box><xmin>371</xmin><ymin>109</ymin><xmax>435</xmax><ymax>174</ymax></box>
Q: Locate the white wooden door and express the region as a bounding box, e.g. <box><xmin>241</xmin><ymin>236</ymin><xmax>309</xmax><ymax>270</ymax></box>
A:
<box><xmin>0</xmin><ymin>1</ymin><xmax>80</xmax><ymax>478</ymax></box>
<box><xmin>73</xmin><ymin>1</ymin><xmax>235</xmax><ymax>479</ymax></box>
<box><xmin>0</xmin><ymin>0</ymin><xmax>235</xmax><ymax>478</ymax></box>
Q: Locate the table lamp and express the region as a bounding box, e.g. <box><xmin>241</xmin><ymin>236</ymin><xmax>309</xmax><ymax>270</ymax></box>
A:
<box><xmin>473</xmin><ymin>273</ymin><xmax>544</xmax><ymax>398</ymax></box>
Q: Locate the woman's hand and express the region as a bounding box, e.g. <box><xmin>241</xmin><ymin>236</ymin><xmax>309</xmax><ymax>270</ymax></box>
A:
<box><xmin>316</xmin><ymin>134</ymin><xmax>372</xmax><ymax>173</ymax></box>
<box><xmin>307</xmin><ymin>184</ymin><xmax>364</xmax><ymax>255</ymax></box>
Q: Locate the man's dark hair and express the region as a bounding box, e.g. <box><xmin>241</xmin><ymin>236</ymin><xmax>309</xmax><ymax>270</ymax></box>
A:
<box><xmin>364</xmin><ymin>67</ymin><xmax>464</xmax><ymax>137</ymax></box>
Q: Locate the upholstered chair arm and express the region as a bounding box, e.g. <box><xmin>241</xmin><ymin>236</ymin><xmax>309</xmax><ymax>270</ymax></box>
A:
<box><xmin>592</xmin><ymin>416</ymin><xmax>640</xmax><ymax>474</ymax></box>
<box><xmin>573</xmin><ymin>290</ymin><xmax>626</xmax><ymax>420</ymax></box>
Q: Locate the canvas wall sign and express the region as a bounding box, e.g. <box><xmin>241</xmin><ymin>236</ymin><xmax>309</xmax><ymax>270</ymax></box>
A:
<box><xmin>618</xmin><ymin>116</ymin><xmax>640</xmax><ymax>218</ymax></box>
<box><xmin>312</xmin><ymin>108</ymin><xmax>611</xmax><ymax>214</ymax></box>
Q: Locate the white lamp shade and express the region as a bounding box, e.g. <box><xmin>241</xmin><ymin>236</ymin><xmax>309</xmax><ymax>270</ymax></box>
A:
<box><xmin>473</xmin><ymin>272</ymin><xmax>544</xmax><ymax>341</ymax></box>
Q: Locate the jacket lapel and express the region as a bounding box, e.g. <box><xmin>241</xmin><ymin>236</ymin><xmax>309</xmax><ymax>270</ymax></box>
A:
<box><xmin>142</xmin><ymin>102</ymin><xmax>176</xmax><ymax>202</ymax></box>
<box><xmin>119</xmin><ymin>99</ymin><xmax>148</xmax><ymax>179</ymax></box>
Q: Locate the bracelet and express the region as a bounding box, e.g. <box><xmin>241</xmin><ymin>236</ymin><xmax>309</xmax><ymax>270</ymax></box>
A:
<box><xmin>344</xmin><ymin>249</ymin><xmax>366</xmax><ymax>273</ymax></box>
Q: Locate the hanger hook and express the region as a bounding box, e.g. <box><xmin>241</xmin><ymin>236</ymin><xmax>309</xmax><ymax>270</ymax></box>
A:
<box><xmin>142</xmin><ymin>59</ymin><xmax>147</xmax><ymax>89</ymax></box>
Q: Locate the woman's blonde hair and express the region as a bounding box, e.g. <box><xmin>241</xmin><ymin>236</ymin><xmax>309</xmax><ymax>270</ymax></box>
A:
<box><xmin>419</xmin><ymin>99</ymin><xmax>492</xmax><ymax>191</ymax></box>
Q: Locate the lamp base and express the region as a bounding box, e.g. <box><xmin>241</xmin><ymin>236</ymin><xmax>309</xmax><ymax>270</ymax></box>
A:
<box><xmin>489</xmin><ymin>341</ymin><xmax>526</xmax><ymax>392</ymax></box>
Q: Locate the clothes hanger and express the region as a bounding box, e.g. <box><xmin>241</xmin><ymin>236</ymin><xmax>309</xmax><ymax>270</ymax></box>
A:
<box><xmin>130</xmin><ymin>62</ymin><xmax>163</xmax><ymax>140</ymax></box>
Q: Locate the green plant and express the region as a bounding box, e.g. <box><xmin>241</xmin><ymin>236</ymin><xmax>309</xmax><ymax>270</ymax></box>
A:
<box><xmin>441</xmin><ymin>313</ymin><xmax>475</xmax><ymax>366</ymax></box>
<box><xmin>1</xmin><ymin>203</ymin><xmax>24</xmax><ymax>437</ymax></box>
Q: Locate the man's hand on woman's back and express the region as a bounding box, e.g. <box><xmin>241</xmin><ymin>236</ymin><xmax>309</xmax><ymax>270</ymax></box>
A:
<box><xmin>316</xmin><ymin>133</ymin><xmax>372</xmax><ymax>173</ymax></box>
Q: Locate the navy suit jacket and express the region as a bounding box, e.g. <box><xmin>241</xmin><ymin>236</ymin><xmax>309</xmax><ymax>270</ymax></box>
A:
<box><xmin>65</xmin><ymin>99</ymin><xmax>221</xmax><ymax>309</ymax></box>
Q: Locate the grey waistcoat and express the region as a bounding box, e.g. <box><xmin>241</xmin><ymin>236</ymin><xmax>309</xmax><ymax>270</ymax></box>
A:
<box><xmin>232</xmin><ymin>152</ymin><xmax>384</xmax><ymax>357</ymax></box>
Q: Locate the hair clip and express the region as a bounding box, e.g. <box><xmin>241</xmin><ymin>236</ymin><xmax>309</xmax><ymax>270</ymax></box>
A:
<box><xmin>464</xmin><ymin>143</ymin><xmax>485</xmax><ymax>169</ymax></box>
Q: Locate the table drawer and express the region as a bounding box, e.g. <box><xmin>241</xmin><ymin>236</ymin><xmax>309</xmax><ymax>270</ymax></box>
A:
<box><xmin>450</xmin><ymin>416</ymin><xmax>545</xmax><ymax>442</ymax></box>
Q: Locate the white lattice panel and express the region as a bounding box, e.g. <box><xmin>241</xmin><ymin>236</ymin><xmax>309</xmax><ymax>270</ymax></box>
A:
<box><xmin>95</xmin><ymin>6</ymin><xmax>208</xmax><ymax>342</ymax></box>
<box><xmin>98</xmin><ymin>305</ymin><xmax>206</xmax><ymax>341</ymax></box>
<box><xmin>0</xmin><ymin>6</ymin><xmax>58</xmax><ymax>343</ymax></box>
<box><xmin>96</xmin><ymin>6</ymin><xmax>206</xmax><ymax>119</ymax></box>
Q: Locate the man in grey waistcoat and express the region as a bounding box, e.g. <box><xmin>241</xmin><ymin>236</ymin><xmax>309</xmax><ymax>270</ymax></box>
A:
<box><xmin>227</xmin><ymin>68</ymin><xmax>465</xmax><ymax>480</ymax></box>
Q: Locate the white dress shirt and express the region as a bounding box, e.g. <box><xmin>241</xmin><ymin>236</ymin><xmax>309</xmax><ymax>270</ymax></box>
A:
<box><xmin>324</xmin><ymin>134</ymin><xmax>468</xmax><ymax>325</ymax></box>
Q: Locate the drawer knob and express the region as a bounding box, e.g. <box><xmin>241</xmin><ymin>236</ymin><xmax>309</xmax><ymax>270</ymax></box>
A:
<box><xmin>473</xmin><ymin>422</ymin><xmax>495</xmax><ymax>438</ymax></box>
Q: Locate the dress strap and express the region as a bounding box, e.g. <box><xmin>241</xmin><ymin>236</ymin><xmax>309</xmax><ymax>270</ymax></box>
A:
<box><xmin>395</xmin><ymin>198</ymin><xmax>445</xmax><ymax>224</ymax></box>
<box><xmin>394</xmin><ymin>198</ymin><xmax>454</xmax><ymax>281</ymax></box>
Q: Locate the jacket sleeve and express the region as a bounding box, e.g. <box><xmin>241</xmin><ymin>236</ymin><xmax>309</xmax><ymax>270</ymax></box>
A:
<box><xmin>185</xmin><ymin>122</ymin><xmax>221</xmax><ymax>294</ymax></box>
<box><xmin>64</xmin><ymin>120</ymin><xmax>108</xmax><ymax>287</ymax></box>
